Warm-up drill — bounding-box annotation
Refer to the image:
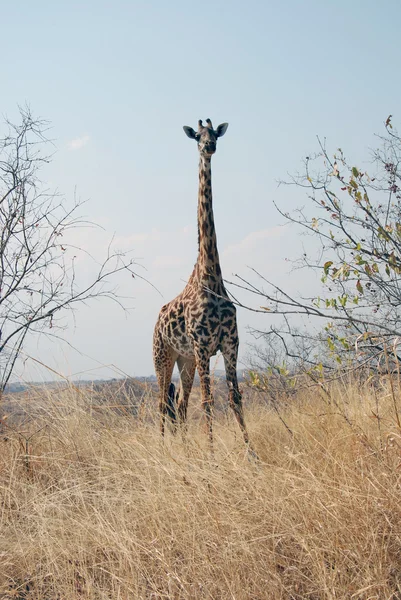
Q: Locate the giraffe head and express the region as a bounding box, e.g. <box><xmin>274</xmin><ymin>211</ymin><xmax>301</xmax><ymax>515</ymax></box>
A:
<box><xmin>183</xmin><ymin>119</ymin><xmax>228</xmax><ymax>157</ymax></box>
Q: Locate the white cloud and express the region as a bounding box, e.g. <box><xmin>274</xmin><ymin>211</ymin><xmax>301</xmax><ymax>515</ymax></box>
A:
<box><xmin>223</xmin><ymin>227</ymin><xmax>284</xmax><ymax>259</ymax></box>
<box><xmin>68</xmin><ymin>135</ymin><xmax>90</xmax><ymax>150</ymax></box>
<box><xmin>152</xmin><ymin>254</ymin><xmax>187</xmax><ymax>268</ymax></box>
<box><xmin>114</xmin><ymin>229</ymin><xmax>161</xmax><ymax>248</ymax></box>
<box><xmin>181</xmin><ymin>225</ymin><xmax>193</xmax><ymax>236</ymax></box>
<box><xmin>112</xmin><ymin>226</ymin><xmax>195</xmax><ymax>273</ymax></box>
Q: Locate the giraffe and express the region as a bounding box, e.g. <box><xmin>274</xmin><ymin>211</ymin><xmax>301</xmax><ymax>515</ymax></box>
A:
<box><xmin>153</xmin><ymin>118</ymin><xmax>252</xmax><ymax>452</ymax></box>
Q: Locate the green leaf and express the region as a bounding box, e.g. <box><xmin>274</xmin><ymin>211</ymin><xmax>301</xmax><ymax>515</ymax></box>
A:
<box><xmin>356</xmin><ymin>280</ymin><xmax>363</xmax><ymax>294</ymax></box>
<box><xmin>323</xmin><ymin>260</ymin><xmax>333</xmax><ymax>275</ymax></box>
<box><xmin>249</xmin><ymin>371</ymin><xmax>260</xmax><ymax>386</ymax></box>
<box><xmin>327</xmin><ymin>337</ymin><xmax>335</xmax><ymax>351</ymax></box>
<box><xmin>352</xmin><ymin>167</ymin><xmax>359</xmax><ymax>177</ymax></box>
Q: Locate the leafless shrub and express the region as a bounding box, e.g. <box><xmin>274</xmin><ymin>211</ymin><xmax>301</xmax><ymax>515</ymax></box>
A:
<box><xmin>0</xmin><ymin>107</ymin><xmax>137</xmax><ymax>392</ymax></box>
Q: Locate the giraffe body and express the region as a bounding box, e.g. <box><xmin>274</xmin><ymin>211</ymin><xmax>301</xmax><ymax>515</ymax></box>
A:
<box><xmin>154</xmin><ymin>280</ymin><xmax>236</xmax><ymax>358</ymax></box>
<box><xmin>153</xmin><ymin>119</ymin><xmax>251</xmax><ymax>449</ymax></box>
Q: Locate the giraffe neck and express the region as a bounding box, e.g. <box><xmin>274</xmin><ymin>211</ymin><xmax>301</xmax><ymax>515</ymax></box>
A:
<box><xmin>195</xmin><ymin>155</ymin><xmax>223</xmax><ymax>284</ymax></box>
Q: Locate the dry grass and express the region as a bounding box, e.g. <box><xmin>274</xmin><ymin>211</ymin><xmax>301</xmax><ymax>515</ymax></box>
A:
<box><xmin>1</xmin><ymin>378</ymin><xmax>401</xmax><ymax>599</ymax></box>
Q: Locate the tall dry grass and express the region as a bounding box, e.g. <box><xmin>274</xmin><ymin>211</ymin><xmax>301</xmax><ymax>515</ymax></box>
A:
<box><xmin>1</xmin><ymin>377</ymin><xmax>401</xmax><ymax>599</ymax></box>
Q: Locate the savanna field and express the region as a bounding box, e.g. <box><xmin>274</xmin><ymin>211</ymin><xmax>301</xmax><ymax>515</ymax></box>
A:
<box><xmin>1</xmin><ymin>377</ymin><xmax>401</xmax><ymax>600</ymax></box>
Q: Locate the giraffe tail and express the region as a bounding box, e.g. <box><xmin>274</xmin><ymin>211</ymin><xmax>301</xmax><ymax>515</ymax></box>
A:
<box><xmin>166</xmin><ymin>382</ymin><xmax>177</xmax><ymax>424</ymax></box>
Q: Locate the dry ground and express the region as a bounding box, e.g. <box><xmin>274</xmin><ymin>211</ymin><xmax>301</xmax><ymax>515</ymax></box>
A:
<box><xmin>0</xmin><ymin>378</ymin><xmax>401</xmax><ymax>599</ymax></box>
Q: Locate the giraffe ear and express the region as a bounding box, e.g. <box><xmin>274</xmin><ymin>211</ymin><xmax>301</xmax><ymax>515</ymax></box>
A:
<box><xmin>216</xmin><ymin>123</ymin><xmax>229</xmax><ymax>137</ymax></box>
<box><xmin>183</xmin><ymin>126</ymin><xmax>197</xmax><ymax>139</ymax></box>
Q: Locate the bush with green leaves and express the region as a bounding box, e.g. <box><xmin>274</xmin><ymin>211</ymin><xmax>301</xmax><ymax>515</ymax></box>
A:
<box><xmin>237</xmin><ymin>117</ymin><xmax>401</xmax><ymax>374</ymax></box>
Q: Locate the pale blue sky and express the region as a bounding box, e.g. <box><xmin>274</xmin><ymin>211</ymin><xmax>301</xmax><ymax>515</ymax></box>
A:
<box><xmin>2</xmin><ymin>0</ymin><xmax>401</xmax><ymax>380</ymax></box>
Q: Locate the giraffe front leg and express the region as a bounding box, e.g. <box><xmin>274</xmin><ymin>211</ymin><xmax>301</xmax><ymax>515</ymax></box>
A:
<box><xmin>176</xmin><ymin>356</ymin><xmax>196</xmax><ymax>431</ymax></box>
<box><xmin>223</xmin><ymin>345</ymin><xmax>256</xmax><ymax>457</ymax></box>
<box><xmin>195</xmin><ymin>348</ymin><xmax>214</xmax><ymax>451</ymax></box>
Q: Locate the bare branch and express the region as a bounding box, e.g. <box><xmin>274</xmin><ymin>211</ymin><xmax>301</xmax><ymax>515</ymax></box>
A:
<box><xmin>0</xmin><ymin>107</ymin><xmax>140</xmax><ymax>392</ymax></box>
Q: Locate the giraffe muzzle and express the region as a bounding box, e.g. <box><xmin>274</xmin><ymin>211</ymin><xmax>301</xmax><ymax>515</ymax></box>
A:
<box><xmin>205</xmin><ymin>144</ymin><xmax>216</xmax><ymax>154</ymax></box>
